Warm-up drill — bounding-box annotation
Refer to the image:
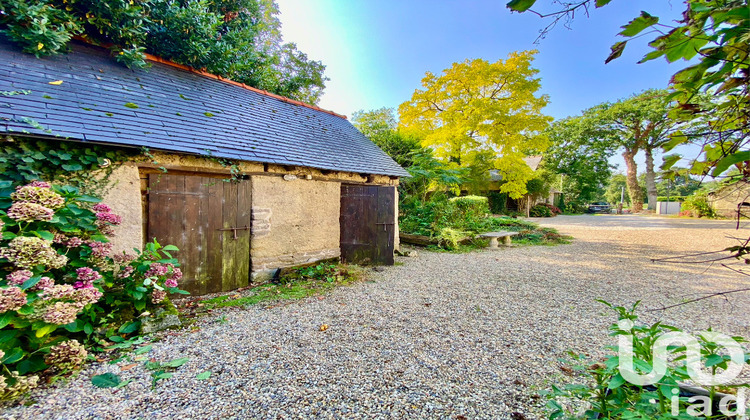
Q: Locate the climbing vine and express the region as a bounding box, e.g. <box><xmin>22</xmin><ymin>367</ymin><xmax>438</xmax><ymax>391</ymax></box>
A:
<box><xmin>205</xmin><ymin>155</ymin><xmax>245</xmax><ymax>183</ymax></box>
<box><xmin>0</xmin><ymin>137</ymin><xmax>134</xmax><ymax>197</ymax></box>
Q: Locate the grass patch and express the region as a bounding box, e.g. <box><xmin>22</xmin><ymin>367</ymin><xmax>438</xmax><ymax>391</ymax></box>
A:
<box><xmin>199</xmin><ymin>263</ymin><xmax>365</xmax><ymax>310</ymax></box>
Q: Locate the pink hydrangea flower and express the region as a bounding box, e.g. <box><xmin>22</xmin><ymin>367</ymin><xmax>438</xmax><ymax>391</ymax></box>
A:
<box><xmin>151</xmin><ymin>289</ymin><xmax>167</xmax><ymax>304</ymax></box>
<box><xmin>92</xmin><ymin>203</ymin><xmax>112</xmax><ymax>213</ymax></box>
<box><xmin>42</xmin><ymin>302</ymin><xmax>79</xmax><ymax>325</ymax></box>
<box><xmin>96</xmin><ymin>212</ymin><xmax>122</xmax><ymax>225</ymax></box>
<box><xmin>169</xmin><ymin>267</ymin><xmax>183</xmax><ymax>282</ymax></box>
<box><xmin>7</xmin><ymin>202</ymin><xmax>54</xmax><ymax>222</ymax></box>
<box><xmin>0</xmin><ymin>236</ymin><xmax>68</xmax><ymax>269</ymax></box>
<box><xmin>66</xmin><ymin>237</ymin><xmax>83</xmax><ymax>247</ymax></box>
<box><xmin>6</xmin><ymin>270</ymin><xmax>33</xmax><ymax>286</ymax></box>
<box><xmin>99</xmin><ymin>225</ymin><xmax>116</xmax><ymax>236</ymax></box>
<box><xmin>0</xmin><ymin>287</ymin><xmax>27</xmax><ymax>313</ymax></box>
<box><xmin>74</xmin><ymin>267</ymin><xmax>102</xmax><ymax>289</ymax></box>
<box><xmin>117</xmin><ymin>265</ymin><xmax>135</xmax><ymax>279</ymax></box>
<box><xmin>27</xmin><ymin>181</ymin><xmax>51</xmax><ymax>189</ymax></box>
<box><xmin>112</xmin><ymin>253</ymin><xmax>137</xmax><ymax>265</ymax></box>
<box><xmin>86</xmin><ymin>241</ymin><xmax>113</xmax><ymax>259</ymax></box>
<box><xmin>74</xmin><ymin>287</ymin><xmax>102</xmax><ymax>305</ymax></box>
<box><xmin>144</xmin><ymin>263</ymin><xmax>170</xmax><ymax>278</ymax></box>
<box><xmin>33</xmin><ymin>276</ymin><xmax>54</xmax><ymax>291</ymax></box>
<box><xmin>53</xmin><ymin>233</ymin><xmax>83</xmax><ymax>248</ymax></box>
<box><xmin>39</xmin><ymin>284</ymin><xmax>76</xmax><ymax>300</ymax></box>
<box><xmin>11</xmin><ymin>183</ymin><xmax>64</xmax><ymax>209</ymax></box>
<box><xmin>45</xmin><ymin>340</ymin><xmax>87</xmax><ymax>371</ymax></box>
<box><xmin>164</xmin><ymin>278</ymin><xmax>178</xmax><ymax>288</ymax></box>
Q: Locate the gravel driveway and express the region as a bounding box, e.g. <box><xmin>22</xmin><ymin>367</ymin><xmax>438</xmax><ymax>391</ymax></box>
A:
<box><xmin>5</xmin><ymin>215</ymin><xmax>750</xmax><ymax>419</ymax></box>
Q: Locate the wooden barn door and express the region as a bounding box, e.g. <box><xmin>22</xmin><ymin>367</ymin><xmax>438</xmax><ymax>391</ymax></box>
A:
<box><xmin>147</xmin><ymin>174</ymin><xmax>251</xmax><ymax>295</ymax></box>
<box><xmin>340</xmin><ymin>184</ymin><xmax>395</xmax><ymax>265</ymax></box>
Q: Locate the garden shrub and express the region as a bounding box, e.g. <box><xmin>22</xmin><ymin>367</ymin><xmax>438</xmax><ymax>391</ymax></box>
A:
<box><xmin>446</xmin><ymin>196</ymin><xmax>490</xmax><ymax>226</ymax></box>
<box><xmin>563</xmin><ymin>201</ymin><xmax>587</xmax><ymax>214</ymax></box>
<box><xmin>554</xmin><ymin>193</ymin><xmax>565</xmax><ymax>211</ymax></box>
<box><xmin>399</xmin><ymin>195</ymin><xmax>568</xmax><ymax>248</ymax></box>
<box><xmin>682</xmin><ymin>192</ymin><xmax>715</xmax><ymax>218</ymax></box>
<box><xmin>487</xmin><ymin>191</ymin><xmax>509</xmax><ymax>214</ymax></box>
<box><xmin>436</xmin><ymin>227</ymin><xmax>469</xmax><ymax>250</ymax></box>
<box><xmin>678</xmin><ymin>209</ymin><xmax>694</xmax><ymax>217</ymax></box>
<box><xmin>0</xmin><ymin>180</ymin><xmax>186</xmax><ymax>401</ymax></box>
<box><xmin>400</xmin><ymin>195</ymin><xmax>490</xmax><ymax>236</ymax></box>
<box><xmin>399</xmin><ymin>198</ymin><xmax>447</xmax><ymax>237</ymax></box>
<box><xmin>535</xmin><ymin>203</ymin><xmax>561</xmax><ymax>216</ymax></box>
<box><xmin>529</xmin><ymin>203</ymin><xmax>555</xmax><ymax>217</ymax></box>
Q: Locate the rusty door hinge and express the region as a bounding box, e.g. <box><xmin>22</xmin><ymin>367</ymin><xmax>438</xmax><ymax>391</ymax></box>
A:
<box><xmin>375</xmin><ymin>222</ymin><xmax>394</xmax><ymax>232</ymax></box>
<box><xmin>218</xmin><ymin>225</ymin><xmax>250</xmax><ymax>240</ymax></box>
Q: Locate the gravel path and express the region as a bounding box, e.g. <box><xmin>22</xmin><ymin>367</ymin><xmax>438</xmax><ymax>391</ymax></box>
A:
<box><xmin>4</xmin><ymin>215</ymin><xmax>749</xmax><ymax>419</ymax></box>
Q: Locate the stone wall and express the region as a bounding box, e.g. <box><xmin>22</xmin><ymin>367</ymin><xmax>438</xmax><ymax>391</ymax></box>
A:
<box><xmin>101</xmin><ymin>150</ymin><xmax>398</xmax><ymax>284</ymax></box>
<box><xmin>709</xmin><ymin>181</ymin><xmax>750</xmax><ymax>218</ymax></box>
<box><xmin>250</xmin><ymin>176</ymin><xmax>341</xmax><ymax>282</ymax></box>
<box><xmin>101</xmin><ymin>163</ymin><xmax>143</xmax><ymax>255</ymax></box>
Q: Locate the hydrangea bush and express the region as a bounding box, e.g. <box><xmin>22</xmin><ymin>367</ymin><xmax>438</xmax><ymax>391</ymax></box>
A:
<box><xmin>0</xmin><ymin>180</ymin><xmax>186</xmax><ymax>400</ymax></box>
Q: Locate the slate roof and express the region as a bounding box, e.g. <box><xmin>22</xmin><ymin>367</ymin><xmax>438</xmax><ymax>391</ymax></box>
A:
<box><xmin>0</xmin><ymin>38</ymin><xmax>409</xmax><ymax>178</ymax></box>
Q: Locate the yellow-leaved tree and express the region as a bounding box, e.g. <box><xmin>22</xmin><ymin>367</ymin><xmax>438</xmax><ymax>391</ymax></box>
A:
<box><xmin>398</xmin><ymin>50</ymin><xmax>552</xmax><ymax>198</ymax></box>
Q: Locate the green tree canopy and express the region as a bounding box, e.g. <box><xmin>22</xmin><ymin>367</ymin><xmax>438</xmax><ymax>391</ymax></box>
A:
<box><xmin>604</xmin><ymin>173</ymin><xmax>631</xmax><ymax>206</ymax></box>
<box><xmin>507</xmin><ymin>0</ymin><xmax>749</xmax><ymax>181</ymax></box>
<box><xmin>592</xmin><ymin>89</ymin><xmax>680</xmax><ymax>211</ymax></box>
<box><xmin>0</xmin><ymin>0</ymin><xmax>327</xmax><ymax>104</ymax></box>
<box><xmin>351</xmin><ymin>108</ymin><xmax>423</xmax><ymax>168</ymax></box>
<box><xmin>544</xmin><ymin>116</ymin><xmax>614</xmax><ymax>204</ymax></box>
<box><xmin>398</xmin><ymin>51</ymin><xmax>552</xmax><ymax>199</ymax></box>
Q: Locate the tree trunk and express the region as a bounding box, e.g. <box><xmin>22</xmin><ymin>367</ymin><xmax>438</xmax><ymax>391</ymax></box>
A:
<box><xmin>644</xmin><ymin>147</ymin><xmax>657</xmax><ymax>211</ymax></box>
<box><xmin>622</xmin><ymin>149</ymin><xmax>644</xmax><ymax>212</ymax></box>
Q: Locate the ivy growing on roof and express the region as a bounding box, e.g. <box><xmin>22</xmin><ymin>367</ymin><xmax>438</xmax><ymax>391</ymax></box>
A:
<box><xmin>0</xmin><ymin>0</ymin><xmax>327</xmax><ymax>105</ymax></box>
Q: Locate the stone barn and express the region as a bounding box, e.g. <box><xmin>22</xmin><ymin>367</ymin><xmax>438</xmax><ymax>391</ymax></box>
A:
<box><xmin>708</xmin><ymin>180</ymin><xmax>750</xmax><ymax>219</ymax></box>
<box><xmin>0</xmin><ymin>38</ymin><xmax>408</xmax><ymax>295</ymax></box>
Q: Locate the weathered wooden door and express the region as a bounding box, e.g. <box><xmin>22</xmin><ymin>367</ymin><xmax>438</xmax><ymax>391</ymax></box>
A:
<box><xmin>147</xmin><ymin>174</ymin><xmax>251</xmax><ymax>295</ymax></box>
<box><xmin>340</xmin><ymin>184</ymin><xmax>395</xmax><ymax>265</ymax></box>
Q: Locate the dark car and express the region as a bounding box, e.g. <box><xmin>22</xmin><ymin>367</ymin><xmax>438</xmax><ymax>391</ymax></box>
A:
<box><xmin>587</xmin><ymin>202</ymin><xmax>611</xmax><ymax>213</ymax></box>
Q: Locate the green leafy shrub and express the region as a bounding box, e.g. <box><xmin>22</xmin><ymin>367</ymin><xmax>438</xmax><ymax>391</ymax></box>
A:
<box><xmin>447</xmin><ymin>196</ymin><xmax>490</xmax><ymax>225</ymax></box>
<box><xmin>554</xmin><ymin>193</ymin><xmax>565</xmax><ymax>211</ymax></box>
<box><xmin>530</xmin><ymin>203</ymin><xmax>561</xmax><ymax>217</ymax></box>
<box><xmin>487</xmin><ymin>191</ymin><xmax>509</xmax><ymax>214</ymax></box>
<box><xmin>399</xmin><ymin>198</ymin><xmax>447</xmax><ymax>237</ymax></box>
<box><xmin>400</xmin><ymin>195</ymin><xmax>569</xmax><ymax>248</ymax></box>
<box><xmin>0</xmin><ymin>180</ymin><xmax>186</xmax><ymax>401</ymax></box>
<box><xmin>436</xmin><ymin>227</ymin><xmax>469</xmax><ymax>250</ymax></box>
<box><xmin>563</xmin><ymin>201</ymin><xmax>587</xmax><ymax>214</ymax></box>
<box><xmin>682</xmin><ymin>193</ymin><xmax>715</xmax><ymax>218</ymax></box>
<box><xmin>529</xmin><ymin>203</ymin><xmax>553</xmax><ymax>217</ymax></box>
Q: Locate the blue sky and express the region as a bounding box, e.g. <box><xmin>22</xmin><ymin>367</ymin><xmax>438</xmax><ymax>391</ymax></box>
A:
<box><xmin>276</xmin><ymin>0</ymin><xmax>690</xmax><ymax>170</ymax></box>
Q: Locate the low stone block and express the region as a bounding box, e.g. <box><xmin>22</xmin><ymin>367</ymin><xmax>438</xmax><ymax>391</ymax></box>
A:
<box><xmin>140</xmin><ymin>308</ymin><xmax>182</xmax><ymax>334</ymax></box>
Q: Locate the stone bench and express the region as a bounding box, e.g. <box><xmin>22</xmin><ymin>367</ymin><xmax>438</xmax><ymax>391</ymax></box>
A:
<box><xmin>477</xmin><ymin>231</ymin><xmax>519</xmax><ymax>248</ymax></box>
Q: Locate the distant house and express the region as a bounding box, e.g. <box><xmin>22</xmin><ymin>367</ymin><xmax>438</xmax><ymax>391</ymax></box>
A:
<box><xmin>708</xmin><ymin>181</ymin><xmax>750</xmax><ymax>219</ymax></box>
<box><xmin>489</xmin><ymin>155</ymin><xmax>561</xmax><ymax>214</ymax></box>
<box><xmin>0</xmin><ymin>37</ymin><xmax>408</xmax><ymax>295</ymax></box>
